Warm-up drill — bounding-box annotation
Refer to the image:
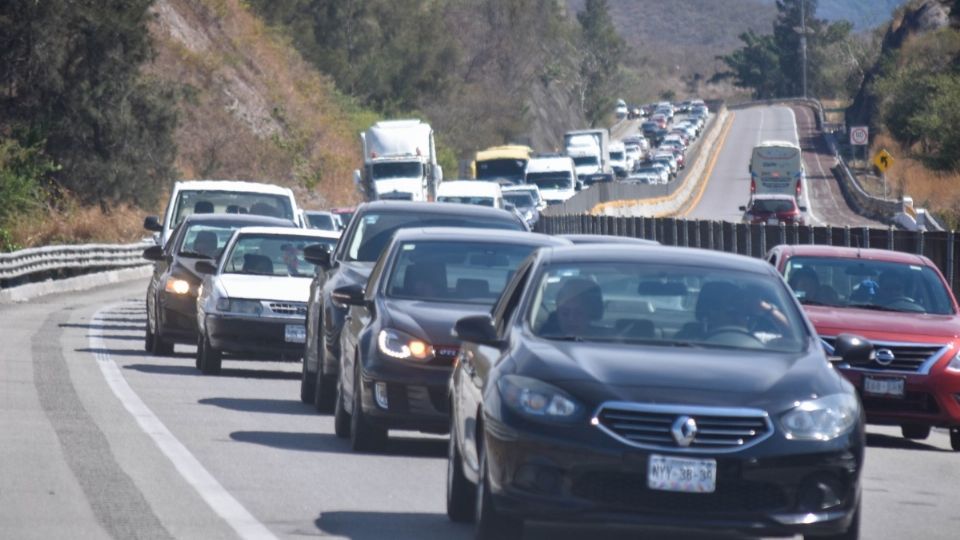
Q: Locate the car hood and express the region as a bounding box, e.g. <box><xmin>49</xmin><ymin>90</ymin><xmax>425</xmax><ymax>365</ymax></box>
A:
<box><xmin>384</xmin><ymin>298</ymin><xmax>491</xmax><ymax>347</ymax></box>
<box><xmin>539</xmin><ymin>188</ymin><xmax>575</xmax><ymax>202</ymax></box>
<box><xmin>218</xmin><ymin>274</ymin><xmax>312</xmax><ymax>302</ymax></box>
<box><xmin>517</xmin><ymin>338</ymin><xmax>840</xmax><ymax>410</ymax></box>
<box><xmin>804</xmin><ymin>305</ymin><xmax>960</xmax><ymax>342</ymax></box>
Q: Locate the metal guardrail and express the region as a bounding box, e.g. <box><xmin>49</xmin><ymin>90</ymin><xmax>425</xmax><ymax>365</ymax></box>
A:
<box><xmin>0</xmin><ymin>241</ymin><xmax>152</xmax><ymax>287</ymax></box>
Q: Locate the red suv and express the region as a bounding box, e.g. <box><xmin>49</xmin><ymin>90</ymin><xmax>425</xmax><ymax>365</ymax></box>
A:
<box><xmin>742</xmin><ymin>194</ymin><xmax>805</xmax><ymax>225</ymax></box>
<box><xmin>767</xmin><ymin>245</ymin><xmax>960</xmax><ymax>450</ymax></box>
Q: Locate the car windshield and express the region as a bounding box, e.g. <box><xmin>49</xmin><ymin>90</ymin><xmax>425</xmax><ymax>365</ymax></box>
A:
<box><xmin>223</xmin><ymin>235</ymin><xmax>336</xmax><ymax>277</ymax></box>
<box><xmin>610</xmin><ymin>152</ymin><xmax>624</xmax><ymax>160</ymax></box>
<box><xmin>503</xmin><ymin>193</ymin><xmax>535</xmax><ymax>208</ymax></box>
<box><xmin>172</xmin><ymin>190</ymin><xmax>294</xmax><ymax>226</ymax></box>
<box><xmin>306</xmin><ymin>213</ymin><xmax>337</xmax><ymax>230</ymax></box>
<box><xmin>343</xmin><ymin>211</ymin><xmax>523</xmax><ymax>262</ymax></box>
<box><xmin>476</xmin><ymin>159</ymin><xmax>526</xmax><ymax>182</ymax></box>
<box><xmin>386</xmin><ymin>241</ymin><xmax>538</xmax><ymax>305</ymax></box>
<box><xmin>371</xmin><ymin>161</ymin><xmax>423</xmax><ymax>179</ymax></box>
<box><xmin>572</xmin><ymin>156</ymin><xmax>599</xmax><ymax>167</ymax></box>
<box><xmin>178</xmin><ymin>224</ymin><xmax>240</xmax><ymax>258</ymax></box>
<box><xmin>437</xmin><ymin>196</ymin><xmax>496</xmax><ymax>207</ymax></box>
<box><xmin>528</xmin><ymin>262</ymin><xmax>807</xmax><ymax>352</ymax></box>
<box><xmin>751</xmin><ymin>199</ymin><xmax>795</xmax><ymax>213</ymax></box>
<box><xmin>526</xmin><ymin>173</ymin><xmax>572</xmax><ymax>190</ymax></box>
<box><xmin>784</xmin><ymin>257</ymin><xmax>955</xmax><ymax>314</ymax></box>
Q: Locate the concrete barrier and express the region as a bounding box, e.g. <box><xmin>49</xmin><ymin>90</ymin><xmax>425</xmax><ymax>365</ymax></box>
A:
<box><xmin>0</xmin><ymin>265</ymin><xmax>153</xmax><ymax>304</ymax></box>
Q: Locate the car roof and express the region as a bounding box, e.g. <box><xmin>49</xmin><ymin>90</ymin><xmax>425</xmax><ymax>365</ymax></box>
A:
<box><xmin>355</xmin><ymin>200</ymin><xmax>522</xmax><ymax>222</ymax></box>
<box><xmin>772</xmin><ymin>245</ymin><xmax>935</xmax><ymax>266</ymax></box>
<box><xmin>233</xmin><ymin>226</ymin><xmax>340</xmax><ymax>239</ymax></box>
<box><xmin>173</xmin><ymin>180</ymin><xmax>294</xmax><ymax>195</ymax></box>
<box><xmin>751</xmin><ymin>194</ymin><xmax>797</xmax><ymax>201</ymax></box>
<box><xmin>502</xmin><ymin>184</ymin><xmax>541</xmax><ymax>193</ymax></box>
<box><xmin>540</xmin><ymin>244</ymin><xmax>775</xmax><ymax>274</ymax></box>
<box><xmin>180</xmin><ymin>213</ymin><xmax>295</xmax><ymax>227</ymax></box>
<box><xmin>560</xmin><ymin>234</ymin><xmax>659</xmax><ymax>246</ymax></box>
<box><xmin>392</xmin><ymin>227</ymin><xmax>569</xmax><ymax>246</ymax></box>
<box><xmin>304</xmin><ymin>210</ymin><xmax>334</xmax><ymax>216</ymax></box>
<box><xmin>437</xmin><ymin>180</ymin><xmax>502</xmax><ymax>197</ymax></box>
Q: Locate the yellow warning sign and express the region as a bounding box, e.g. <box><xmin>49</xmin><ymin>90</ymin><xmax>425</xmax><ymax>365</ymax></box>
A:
<box><xmin>873</xmin><ymin>149</ymin><xmax>894</xmax><ymax>174</ymax></box>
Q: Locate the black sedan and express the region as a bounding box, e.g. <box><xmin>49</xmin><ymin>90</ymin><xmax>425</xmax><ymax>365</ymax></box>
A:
<box><xmin>333</xmin><ymin>227</ymin><xmax>569</xmax><ymax>451</ymax></box>
<box><xmin>142</xmin><ymin>213</ymin><xmax>293</xmax><ymax>355</ymax></box>
<box><xmin>300</xmin><ymin>201</ymin><xmax>527</xmax><ymax>412</ymax></box>
<box><xmin>447</xmin><ymin>245</ymin><xmax>868</xmax><ymax>539</ymax></box>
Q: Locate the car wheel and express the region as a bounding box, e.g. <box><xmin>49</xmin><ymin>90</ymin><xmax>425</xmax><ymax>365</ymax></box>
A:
<box><xmin>333</xmin><ymin>376</ymin><xmax>351</xmax><ymax>438</ymax></box>
<box><xmin>350</xmin><ymin>363</ymin><xmax>387</xmax><ymax>452</ymax></box>
<box><xmin>313</xmin><ymin>333</ymin><xmax>336</xmax><ymax>412</ymax></box>
<box><xmin>474</xmin><ymin>441</ymin><xmax>523</xmax><ymax>540</ymax></box>
<box><xmin>951</xmin><ymin>428</ymin><xmax>960</xmax><ymax>451</ymax></box>
<box><xmin>805</xmin><ymin>498</ymin><xmax>859</xmax><ymax>539</ymax></box>
<box><xmin>195</xmin><ymin>334</ymin><xmax>202</xmax><ymax>369</ymax></box>
<box><xmin>145</xmin><ymin>322</ymin><xmax>155</xmax><ymax>352</ymax></box>
<box><xmin>300</xmin><ymin>358</ymin><xmax>316</xmax><ymax>404</ymax></box>
<box><xmin>447</xmin><ymin>412</ymin><xmax>476</xmax><ymax>523</ymax></box>
<box><xmin>901</xmin><ymin>424</ymin><xmax>931</xmax><ymax>440</ymax></box>
<box><xmin>199</xmin><ymin>332</ymin><xmax>222</xmax><ymax>375</ymax></box>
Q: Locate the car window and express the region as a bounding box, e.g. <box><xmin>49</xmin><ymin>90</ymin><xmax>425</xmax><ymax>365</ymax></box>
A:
<box><xmin>437</xmin><ymin>196</ymin><xmax>496</xmax><ymax>207</ymax></box>
<box><xmin>172</xmin><ymin>190</ymin><xmax>294</xmax><ymax>226</ymax></box>
<box><xmin>307</xmin><ymin>213</ymin><xmax>337</xmax><ymax>231</ymax></box>
<box><xmin>493</xmin><ymin>258</ymin><xmax>535</xmax><ymax>336</ymax></box>
<box><xmin>385</xmin><ymin>241</ymin><xmax>539</xmax><ymax>305</ymax></box>
<box><xmin>178</xmin><ymin>224</ymin><xmax>242</xmax><ymax>258</ymax></box>
<box><xmin>223</xmin><ymin>235</ymin><xmax>336</xmax><ymax>277</ymax></box>
<box><xmin>784</xmin><ymin>256</ymin><xmax>955</xmax><ymax>314</ymax></box>
<box><xmin>527</xmin><ymin>262</ymin><xmax>807</xmax><ymax>352</ymax></box>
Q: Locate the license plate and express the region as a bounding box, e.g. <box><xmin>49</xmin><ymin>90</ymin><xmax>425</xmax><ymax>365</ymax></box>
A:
<box><xmin>767</xmin><ymin>217</ymin><xmax>780</xmax><ymax>225</ymax></box>
<box><xmin>864</xmin><ymin>376</ymin><xmax>904</xmax><ymax>397</ymax></box>
<box><xmin>647</xmin><ymin>454</ymin><xmax>716</xmax><ymax>493</ymax></box>
<box><xmin>284</xmin><ymin>324</ymin><xmax>306</xmax><ymax>344</ymax></box>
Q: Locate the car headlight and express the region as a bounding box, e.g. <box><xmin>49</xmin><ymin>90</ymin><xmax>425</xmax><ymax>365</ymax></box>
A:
<box><xmin>377</xmin><ymin>328</ymin><xmax>433</xmax><ymax>361</ymax></box>
<box><xmin>498</xmin><ymin>375</ymin><xmax>581</xmax><ymax>421</ymax></box>
<box><xmin>781</xmin><ymin>394</ymin><xmax>859</xmax><ymax>441</ymax></box>
<box><xmin>164</xmin><ymin>277</ymin><xmax>191</xmax><ymax>295</ymax></box>
<box><xmin>215</xmin><ymin>298</ymin><xmax>263</xmax><ymax>315</ymax></box>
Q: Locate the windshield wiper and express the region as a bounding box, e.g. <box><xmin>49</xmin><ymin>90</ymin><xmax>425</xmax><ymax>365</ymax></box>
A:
<box><xmin>545</xmin><ymin>335</ymin><xmax>584</xmax><ymax>342</ymax></box>
<box><xmin>179</xmin><ymin>251</ymin><xmax>213</xmax><ymax>259</ymax></box>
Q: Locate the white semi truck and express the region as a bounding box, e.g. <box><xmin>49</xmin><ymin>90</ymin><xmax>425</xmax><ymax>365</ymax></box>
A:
<box><xmin>564</xmin><ymin>129</ymin><xmax>614</xmax><ymax>186</ymax></box>
<box><xmin>354</xmin><ymin>119</ymin><xmax>442</xmax><ymax>201</ymax></box>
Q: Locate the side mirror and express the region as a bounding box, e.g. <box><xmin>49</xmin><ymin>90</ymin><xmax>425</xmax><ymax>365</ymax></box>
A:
<box><xmin>353</xmin><ymin>169</ymin><xmax>362</xmax><ymax>186</ymax></box>
<box><xmin>142</xmin><ymin>245</ymin><xmax>165</xmax><ymax>262</ymax></box>
<box><xmin>799</xmin><ymin>206</ymin><xmax>808</xmax><ymax>212</ymax></box>
<box><xmin>832</xmin><ymin>333</ymin><xmax>873</xmax><ymax>366</ymax></box>
<box><xmin>144</xmin><ymin>216</ymin><xmax>162</xmax><ymax>232</ymax></box>
<box><xmin>504</xmin><ymin>202</ymin><xmax>516</xmax><ymax>212</ymax></box>
<box><xmin>453</xmin><ymin>314</ymin><xmax>501</xmax><ymax>346</ymax></box>
<box><xmin>332</xmin><ymin>284</ymin><xmax>366</xmax><ymax>306</ymax></box>
<box><xmin>738</xmin><ymin>205</ymin><xmax>746</xmax><ymax>212</ymax></box>
<box><xmin>195</xmin><ymin>261</ymin><xmax>218</xmax><ymax>275</ymax></box>
<box><xmin>303</xmin><ymin>243</ymin><xmax>332</xmax><ymax>269</ymax></box>
<box><xmin>575</xmin><ymin>182</ymin><xmax>582</xmax><ymax>192</ymax></box>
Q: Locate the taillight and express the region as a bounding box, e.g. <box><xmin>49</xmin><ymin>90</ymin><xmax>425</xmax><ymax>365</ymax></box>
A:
<box><xmin>750</xmin><ymin>178</ymin><xmax>756</xmax><ymax>193</ymax></box>
<box><xmin>795</xmin><ymin>179</ymin><xmax>802</xmax><ymax>197</ymax></box>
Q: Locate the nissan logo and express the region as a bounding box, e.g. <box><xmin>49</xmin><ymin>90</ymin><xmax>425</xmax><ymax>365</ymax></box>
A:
<box><xmin>671</xmin><ymin>416</ymin><xmax>698</xmax><ymax>447</ymax></box>
<box><xmin>875</xmin><ymin>348</ymin><xmax>895</xmax><ymax>366</ymax></box>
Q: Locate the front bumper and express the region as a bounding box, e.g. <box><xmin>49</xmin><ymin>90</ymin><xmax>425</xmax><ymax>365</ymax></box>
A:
<box><xmin>482</xmin><ymin>416</ymin><xmax>862</xmax><ymax>537</ymax></box>
<box><xmin>357</xmin><ymin>357</ymin><xmax>452</xmax><ymax>434</ymax></box>
<box><xmin>206</xmin><ymin>314</ymin><xmax>306</xmax><ymax>359</ymax></box>
<box><xmin>158</xmin><ymin>291</ymin><xmax>199</xmax><ymax>344</ymax></box>
<box><xmin>840</xmin><ymin>367</ymin><xmax>960</xmax><ymax>428</ymax></box>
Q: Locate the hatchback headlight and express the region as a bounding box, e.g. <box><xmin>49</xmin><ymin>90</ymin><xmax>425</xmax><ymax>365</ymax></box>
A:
<box><xmin>164</xmin><ymin>277</ymin><xmax>191</xmax><ymax>295</ymax></box>
<box><xmin>498</xmin><ymin>375</ymin><xmax>581</xmax><ymax>422</ymax></box>
<box><xmin>216</xmin><ymin>298</ymin><xmax>262</xmax><ymax>315</ymax></box>
<box><xmin>781</xmin><ymin>394</ymin><xmax>859</xmax><ymax>441</ymax></box>
<box><xmin>377</xmin><ymin>328</ymin><xmax>433</xmax><ymax>361</ymax></box>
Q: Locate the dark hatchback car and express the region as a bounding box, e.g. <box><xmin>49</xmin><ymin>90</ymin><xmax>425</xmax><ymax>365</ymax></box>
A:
<box><xmin>447</xmin><ymin>245</ymin><xmax>867</xmax><ymax>539</ymax></box>
<box><xmin>300</xmin><ymin>201</ymin><xmax>527</xmax><ymax>411</ymax></box>
<box><xmin>142</xmin><ymin>213</ymin><xmax>293</xmax><ymax>355</ymax></box>
<box><xmin>332</xmin><ymin>228</ymin><xmax>569</xmax><ymax>451</ymax></box>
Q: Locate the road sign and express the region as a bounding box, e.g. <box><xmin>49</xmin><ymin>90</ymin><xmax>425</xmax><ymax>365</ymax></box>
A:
<box><xmin>850</xmin><ymin>126</ymin><xmax>869</xmax><ymax>146</ymax></box>
<box><xmin>873</xmin><ymin>149</ymin><xmax>894</xmax><ymax>173</ymax></box>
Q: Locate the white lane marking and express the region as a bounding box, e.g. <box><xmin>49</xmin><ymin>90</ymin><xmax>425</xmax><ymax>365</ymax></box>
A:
<box><xmin>89</xmin><ymin>304</ymin><xmax>278</xmax><ymax>540</ymax></box>
<box><xmin>756</xmin><ymin>109</ymin><xmax>766</xmax><ymax>146</ymax></box>
<box><xmin>786</xmin><ymin>107</ymin><xmax>823</xmax><ymax>226</ymax></box>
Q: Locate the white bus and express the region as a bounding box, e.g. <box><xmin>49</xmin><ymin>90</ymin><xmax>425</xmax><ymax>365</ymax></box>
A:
<box><xmin>749</xmin><ymin>141</ymin><xmax>804</xmax><ymax>200</ymax></box>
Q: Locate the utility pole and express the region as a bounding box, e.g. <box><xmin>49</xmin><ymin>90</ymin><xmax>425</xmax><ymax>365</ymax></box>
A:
<box><xmin>800</xmin><ymin>0</ymin><xmax>808</xmax><ymax>98</ymax></box>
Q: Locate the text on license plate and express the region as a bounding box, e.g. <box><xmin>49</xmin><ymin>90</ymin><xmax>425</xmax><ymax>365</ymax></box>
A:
<box><xmin>864</xmin><ymin>376</ymin><xmax>904</xmax><ymax>397</ymax></box>
<box><xmin>647</xmin><ymin>454</ymin><xmax>716</xmax><ymax>493</ymax></box>
<box><xmin>285</xmin><ymin>324</ymin><xmax>306</xmax><ymax>344</ymax></box>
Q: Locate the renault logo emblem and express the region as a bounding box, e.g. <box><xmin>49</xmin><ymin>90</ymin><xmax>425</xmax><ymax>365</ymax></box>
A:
<box><xmin>671</xmin><ymin>416</ymin><xmax>698</xmax><ymax>447</ymax></box>
<box><xmin>875</xmin><ymin>348</ymin><xmax>895</xmax><ymax>366</ymax></box>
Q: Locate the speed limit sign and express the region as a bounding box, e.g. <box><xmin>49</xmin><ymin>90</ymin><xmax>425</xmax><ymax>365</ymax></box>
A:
<box><xmin>850</xmin><ymin>126</ymin><xmax>869</xmax><ymax>146</ymax></box>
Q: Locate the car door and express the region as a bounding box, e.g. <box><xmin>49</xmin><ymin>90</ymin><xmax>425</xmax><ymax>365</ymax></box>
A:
<box><xmin>148</xmin><ymin>222</ymin><xmax>183</xmax><ymax>331</ymax></box>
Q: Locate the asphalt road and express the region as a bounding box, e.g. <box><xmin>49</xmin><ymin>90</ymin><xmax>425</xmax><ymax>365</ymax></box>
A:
<box><xmin>2</xmin><ymin>279</ymin><xmax>957</xmax><ymax>539</ymax></box>
<box><xmin>682</xmin><ymin>105</ymin><xmax>884</xmax><ymax>228</ymax></box>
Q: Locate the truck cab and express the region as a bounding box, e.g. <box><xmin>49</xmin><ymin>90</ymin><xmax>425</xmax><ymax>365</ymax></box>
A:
<box><xmin>355</xmin><ymin>120</ymin><xmax>442</xmax><ymax>202</ymax></box>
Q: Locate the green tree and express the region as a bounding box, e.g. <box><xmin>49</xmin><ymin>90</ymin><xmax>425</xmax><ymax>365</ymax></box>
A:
<box><xmin>576</xmin><ymin>0</ymin><xmax>626</xmax><ymax>127</ymax></box>
<box><xmin>712</xmin><ymin>30</ymin><xmax>784</xmax><ymax>99</ymax></box>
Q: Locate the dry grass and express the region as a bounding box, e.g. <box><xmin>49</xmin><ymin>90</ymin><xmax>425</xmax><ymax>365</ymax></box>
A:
<box><xmin>9</xmin><ymin>194</ymin><xmax>148</xmax><ymax>247</ymax></box>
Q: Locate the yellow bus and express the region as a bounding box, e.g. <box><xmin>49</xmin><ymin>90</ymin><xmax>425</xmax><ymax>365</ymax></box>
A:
<box><xmin>471</xmin><ymin>145</ymin><xmax>534</xmax><ymax>184</ymax></box>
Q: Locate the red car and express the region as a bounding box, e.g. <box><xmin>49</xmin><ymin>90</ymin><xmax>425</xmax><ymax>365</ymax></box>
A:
<box><xmin>767</xmin><ymin>244</ymin><xmax>960</xmax><ymax>450</ymax></box>
<box><xmin>741</xmin><ymin>194</ymin><xmax>805</xmax><ymax>225</ymax></box>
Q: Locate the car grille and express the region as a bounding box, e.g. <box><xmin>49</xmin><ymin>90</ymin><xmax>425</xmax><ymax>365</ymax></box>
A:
<box><xmin>572</xmin><ymin>471</ymin><xmax>788</xmax><ymax>514</ymax></box>
<box><xmin>860</xmin><ymin>390</ymin><xmax>940</xmax><ymax>414</ymax></box>
<box><xmin>822</xmin><ymin>337</ymin><xmax>946</xmax><ymax>373</ymax></box>
<box><xmin>594</xmin><ymin>403</ymin><xmax>772</xmax><ymax>453</ymax></box>
<box><xmin>267</xmin><ymin>302</ymin><xmax>308</xmax><ymax>316</ymax></box>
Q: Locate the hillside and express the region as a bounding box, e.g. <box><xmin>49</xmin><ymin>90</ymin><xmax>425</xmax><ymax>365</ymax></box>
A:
<box><xmin>782</xmin><ymin>0</ymin><xmax>908</xmax><ymax>30</ymax></box>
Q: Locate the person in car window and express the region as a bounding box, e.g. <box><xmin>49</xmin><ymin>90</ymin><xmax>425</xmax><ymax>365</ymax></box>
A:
<box><xmin>788</xmin><ymin>267</ymin><xmax>821</xmax><ymax>302</ymax></box>
<box><xmin>282</xmin><ymin>243</ymin><xmax>301</xmax><ymax>276</ymax></box>
<box><xmin>877</xmin><ymin>269</ymin><xmax>909</xmax><ymax>304</ymax></box>
<box><xmin>540</xmin><ymin>278</ymin><xmax>606</xmax><ymax>338</ymax></box>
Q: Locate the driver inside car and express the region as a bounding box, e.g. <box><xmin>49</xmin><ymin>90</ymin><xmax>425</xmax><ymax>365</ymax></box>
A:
<box><xmin>539</xmin><ymin>278</ymin><xmax>607</xmax><ymax>338</ymax></box>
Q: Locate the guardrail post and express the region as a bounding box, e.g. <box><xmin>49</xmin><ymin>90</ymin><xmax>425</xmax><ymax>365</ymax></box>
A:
<box><xmin>887</xmin><ymin>226</ymin><xmax>895</xmax><ymax>250</ymax></box>
<box><xmin>844</xmin><ymin>226</ymin><xmax>851</xmax><ymax>247</ymax></box>
<box><xmin>807</xmin><ymin>224</ymin><xmax>815</xmax><ymax>244</ymax></box>
<box><xmin>759</xmin><ymin>225</ymin><xmax>767</xmax><ymax>255</ymax></box>
<box><xmin>917</xmin><ymin>229</ymin><xmax>925</xmax><ymax>255</ymax></box>
<box><xmin>707</xmin><ymin>221</ymin><xmax>714</xmax><ymax>250</ymax></box>
<box><xmin>694</xmin><ymin>220</ymin><xmax>702</xmax><ymax>249</ymax></box>
<box><xmin>745</xmin><ymin>224</ymin><xmax>753</xmax><ymax>257</ymax></box>
<box><xmin>731</xmin><ymin>223</ymin><xmax>740</xmax><ymax>254</ymax></box>
<box><xmin>826</xmin><ymin>225</ymin><xmax>832</xmax><ymax>247</ymax></box>
<box><xmin>948</xmin><ymin>231</ymin><xmax>956</xmax><ymax>292</ymax></box>
<box><xmin>862</xmin><ymin>226</ymin><xmax>870</xmax><ymax>249</ymax></box>
<box><xmin>717</xmin><ymin>222</ymin><xmax>724</xmax><ymax>252</ymax></box>
<box><xmin>681</xmin><ymin>219</ymin><xmax>689</xmax><ymax>247</ymax></box>
<box><xmin>779</xmin><ymin>222</ymin><xmax>786</xmax><ymax>246</ymax></box>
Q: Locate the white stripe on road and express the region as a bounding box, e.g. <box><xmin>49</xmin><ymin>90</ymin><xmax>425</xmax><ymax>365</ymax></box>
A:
<box><xmin>89</xmin><ymin>304</ymin><xmax>278</xmax><ymax>540</ymax></box>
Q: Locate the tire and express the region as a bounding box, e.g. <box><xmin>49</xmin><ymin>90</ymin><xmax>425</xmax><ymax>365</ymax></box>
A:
<box><xmin>199</xmin><ymin>333</ymin><xmax>222</xmax><ymax>375</ymax></box>
<box><xmin>951</xmin><ymin>428</ymin><xmax>960</xmax><ymax>451</ymax></box>
<box><xmin>300</xmin><ymin>360</ymin><xmax>316</xmax><ymax>404</ymax></box>
<box><xmin>145</xmin><ymin>324</ymin><xmax>155</xmax><ymax>352</ymax></box>
<box><xmin>150</xmin><ymin>322</ymin><xmax>175</xmax><ymax>356</ymax></box>
<box><xmin>333</xmin><ymin>377</ymin><xmax>351</xmax><ymax>438</ymax></box>
<box><xmin>350</xmin><ymin>363</ymin><xmax>387</xmax><ymax>452</ymax></box>
<box><xmin>901</xmin><ymin>424</ymin><xmax>931</xmax><ymax>440</ymax></box>
<box><xmin>447</xmin><ymin>413</ymin><xmax>476</xmax><ymax>523</ymax></box>
<box><xmin>805</xmin><ymin>498</ymin><xmax>859</xmax><ymax>540</ymax></box>
<box><xmin>195</xmin><ymin>334</ymin><xmax>202</xmax><ymax>369</ymax></box>
<box><xmin>312</xmin><ymin>334</ymin><xmax>336</xmax><ymax>413</ymax></box>
<box><xmin>474</xmin><ymin>443</ymin><xmax>523</xmax><ymax>540</ymax></box>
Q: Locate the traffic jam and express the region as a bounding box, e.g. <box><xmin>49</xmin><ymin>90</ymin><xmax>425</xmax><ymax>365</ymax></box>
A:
<box><xmin>137</xmin><ymin>103</ymin><xmax>960</xmax><ymax>540</ymax></box>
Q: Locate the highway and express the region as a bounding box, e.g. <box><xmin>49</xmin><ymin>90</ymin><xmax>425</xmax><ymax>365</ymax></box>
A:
<box><xmin>3</xmin><ymin>279</ymin><xmax>957</xmax><ymax>540</ymax></box>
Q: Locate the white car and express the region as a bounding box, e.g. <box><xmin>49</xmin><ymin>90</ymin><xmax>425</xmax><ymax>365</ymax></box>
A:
<box><xmin>609</xmin><ymin>140</ymin><xmax>628</xmax><ymax>178</ymax></box>
<box><xmin>624</xmin><ymin>144</ymin><xmax>642</xmax><ymax>172</ymax></box>
<box><xmin>436</xmin><ymin>180</ymin><xmax>504</xmax><ymax>208</ymax></box>
<box><xmin>524</xmin><ymin>155</ymin><xmax>579</xmax><ymax>205</ymax></box>
<box><xmin>502</xmin><ymin>183</ymin><xmax>546</xmax><ymax>211</ymax></box>
<box><xmin>144</xmin><ymin>180</ymin><xmax>304</xmax><ymax>246</ymax></box>
<box><xmin>194</xmin><ymin>226</ymin><xmax>340</xmax><ymax>374</ymax></box>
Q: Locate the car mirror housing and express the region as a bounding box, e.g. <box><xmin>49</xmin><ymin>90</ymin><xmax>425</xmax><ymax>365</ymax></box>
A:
<box><xmin>304</xmin><ymin>243</ymin><xmax>332</xmax><ymax>269</ymax></box>
<box><xmin>142</xmin><ymin>245</ymin><xmax>165</xmax><ymax>262</ymax></box>
<box><xmin>832</xmin><ymin>334</ymin><xmax>873</xmax><ymax>366</ymax></box>
<box><xmin>194</xmin><ymin>261</ymin><xmax>218</xmax><ymax>275</ymax></box>
<box><xmin>144</xmin><ymin>215</ymin><xmax>162</xmax><ymax>232</ymax></box>
<box><xmin>799</xmin><ymin>206</ymin><xmax>808</xmax><ymax>212</ymax></box>
<box><xmin>332</xmin><ymin>284</ymin><xmax>366</xmax><ymax>306</ymax></box>
<box><xmin>454</xmin><ymin>314</ymin><xmax>501</xmax><ymax>346</ymax></box>
<box><xmin>738</xmin><ymin>205</ymin><xmax>746</xmax><ymax>211</ymax></box>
